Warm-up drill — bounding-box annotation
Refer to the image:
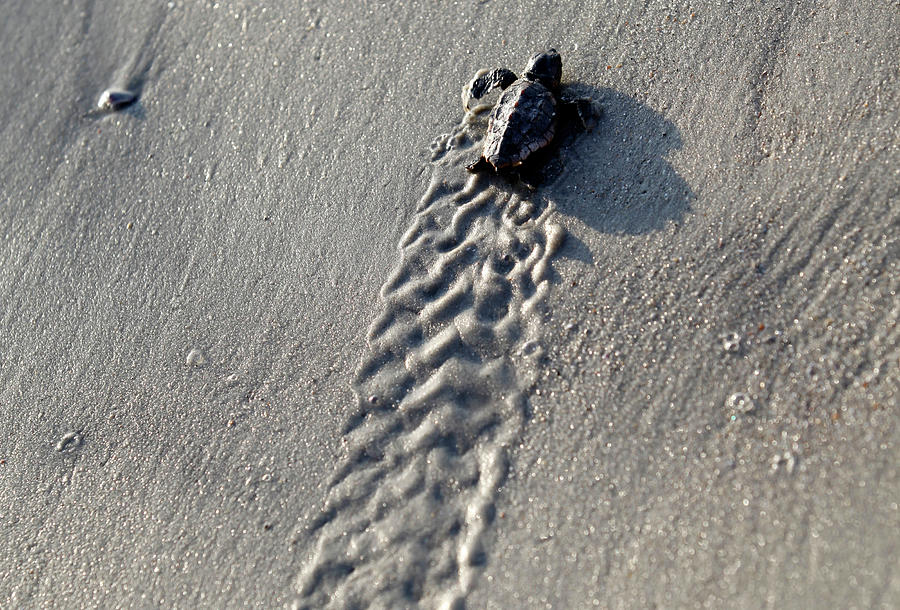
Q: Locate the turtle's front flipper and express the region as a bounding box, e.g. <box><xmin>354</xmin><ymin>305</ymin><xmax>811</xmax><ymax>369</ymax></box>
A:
<box><xmin>559</xmin><ymin>93</ymin><xmax>602</xmax><ymax>131</ymax></box>
<box><xmin>463</xmin><ymin>68</ymin><xmax>517</xmax><ymax>111</ymax></box>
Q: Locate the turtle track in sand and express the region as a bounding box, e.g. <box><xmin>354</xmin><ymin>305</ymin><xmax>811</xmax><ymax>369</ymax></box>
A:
<box><xmin>294</xmin><ymin>111</ymin><xmax>566</xmax><ymax>609</ymax></box>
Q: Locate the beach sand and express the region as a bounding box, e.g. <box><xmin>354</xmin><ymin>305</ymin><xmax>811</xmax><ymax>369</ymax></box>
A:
<box><xmin>1</xmin><ymin>1</ymin><xmax>897</xmax><ymax>607</ymax></box>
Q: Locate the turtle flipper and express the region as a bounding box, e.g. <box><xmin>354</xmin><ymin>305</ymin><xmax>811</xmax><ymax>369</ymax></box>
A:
<box><xmin>559</xmin><ymin>93</ymin><xmax>602</xmax><ymax>131</ymax></box>
<box><xmin>463</xmin><ymin>68</ymin><xmax>517</xmax><ymax>111</ymax></box>
<box><xmin>466</xmin><ymin>157</ymin><xmax>493</xmax><ymax>173</ymax></box>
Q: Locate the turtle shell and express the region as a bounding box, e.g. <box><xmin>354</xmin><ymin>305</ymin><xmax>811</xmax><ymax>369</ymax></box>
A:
<box><xmin>482</xmin><ymin>79</ymin><xmax>557</xmax><ymax>170</ymax></box>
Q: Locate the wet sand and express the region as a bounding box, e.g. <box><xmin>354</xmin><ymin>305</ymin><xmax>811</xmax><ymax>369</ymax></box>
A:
<box><xmin>1</xmin><ymin>1</ymin><xmax>897</xmax><ymax>608</ymax></box>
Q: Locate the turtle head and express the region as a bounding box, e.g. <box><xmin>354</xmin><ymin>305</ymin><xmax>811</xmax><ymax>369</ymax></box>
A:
<box><xmin>524</xmin><ymin>49</ymin><xmax>562</xmax><ymax>90</ymax></box>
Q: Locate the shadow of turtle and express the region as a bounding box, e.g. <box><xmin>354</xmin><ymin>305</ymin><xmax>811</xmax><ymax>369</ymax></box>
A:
<box><xmin>538</xmin><ymin>86</ymin><xmax>694</xmax><ymax>263</ymax></box>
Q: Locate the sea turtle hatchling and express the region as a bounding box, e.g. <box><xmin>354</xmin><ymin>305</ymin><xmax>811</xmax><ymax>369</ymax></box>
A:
<box><xmin>464</xmin><ymin>49</ymin><xmax>598</xmax><ymax>179</ymax></box>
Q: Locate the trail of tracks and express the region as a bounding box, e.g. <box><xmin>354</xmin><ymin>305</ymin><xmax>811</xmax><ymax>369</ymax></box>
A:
<box><xmin>296</xmin><ymin>112</ymin><xmax>565</xmax><ymax>609</ymax></box>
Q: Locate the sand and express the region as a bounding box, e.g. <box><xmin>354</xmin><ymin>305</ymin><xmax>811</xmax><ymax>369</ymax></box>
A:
<box><xmin>1</xmin><ymin>1</ymin><xmax>897</xmax><ymax>608</ymax></box>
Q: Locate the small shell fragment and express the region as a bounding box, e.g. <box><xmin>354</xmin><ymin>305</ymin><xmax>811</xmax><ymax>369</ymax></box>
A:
<box><xmin>97</xmin><ymin>88</ymin><xmax>137</xmax><ymax>111</ymax></box>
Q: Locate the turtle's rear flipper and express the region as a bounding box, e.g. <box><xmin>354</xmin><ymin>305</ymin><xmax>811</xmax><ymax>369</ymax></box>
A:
<box><xmin>466</xmin><ymin>157</ymin><xmax>493</xmax><ymax>173</ymax></box>
<box><xmin>516</xmin><ymin>147</ymin><xmax>563</xmax><ymax>190</ymax></box>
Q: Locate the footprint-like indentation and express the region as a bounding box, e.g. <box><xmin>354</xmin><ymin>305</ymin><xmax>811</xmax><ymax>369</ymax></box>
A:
<box><xmin>295</xmin><ymin>109</ymin><xmax>565</xmax><ymax>609</ymax></box>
